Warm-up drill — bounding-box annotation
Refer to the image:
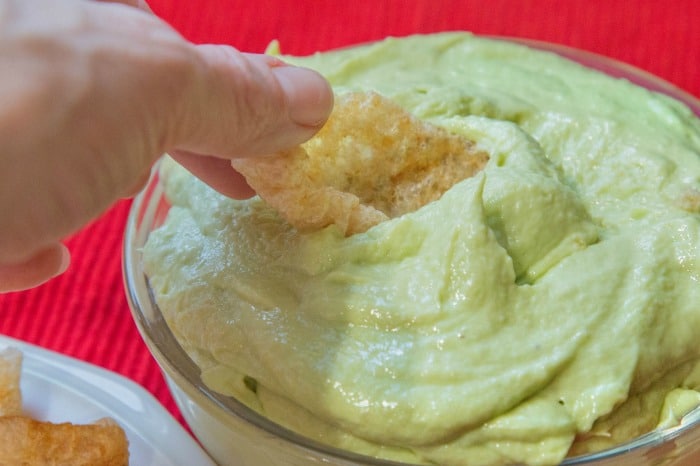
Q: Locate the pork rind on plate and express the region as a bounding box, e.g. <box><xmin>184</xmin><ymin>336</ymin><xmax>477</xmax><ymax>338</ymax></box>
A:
<box><xmin>0</xmin><ymin>348</ymin><xmax>129</xmax><ymax>466</ymax></box>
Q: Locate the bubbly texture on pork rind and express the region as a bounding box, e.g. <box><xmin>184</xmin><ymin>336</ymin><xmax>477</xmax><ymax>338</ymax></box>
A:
<box><xmin>231</xmin><ymin>91</ymin><xmax>489</xmax><ymax>236</ymax></box>
<box><xmin>143</xmin><ymin>33</ymin><xmax>700</xmax><ymax>466</ymax></box>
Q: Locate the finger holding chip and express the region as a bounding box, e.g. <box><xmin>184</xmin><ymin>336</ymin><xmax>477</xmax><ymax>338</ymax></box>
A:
<box><xmin>232</xmin><ymin>91</ymin><xmax>490</xmax><ymax>236</ymax></box>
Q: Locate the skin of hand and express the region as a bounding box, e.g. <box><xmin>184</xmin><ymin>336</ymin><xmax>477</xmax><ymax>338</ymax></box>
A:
<box><xmin>0</xmin><ymin>0</ymin><xmax>333</xmax><ymax>293</ymax></box>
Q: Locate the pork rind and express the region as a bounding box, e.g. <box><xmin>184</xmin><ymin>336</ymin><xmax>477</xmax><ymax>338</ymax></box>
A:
<box><xmin>0</xmin><ymin>348</ymin><xmax>22</xmax><ymax>416</ymax></box>
<box><xmin>232</xmin><ymin>91</ymin><xmax>489</xmax><ymax>235</ymax></box>
<box><xmin>0</xmin><ymin>348</ymin><xmax>129</xmax><ymax>466</ymax></box>
<box><xmin>0</xmin><ymin>416</ymin><xmax>129</xmax><ymax>466</ymax></box>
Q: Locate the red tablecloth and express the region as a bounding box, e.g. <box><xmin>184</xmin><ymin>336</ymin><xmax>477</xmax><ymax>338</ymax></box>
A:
<box><xmin>1</xmin><ymin>0</ymin><xmax>699</xmax><ymax>434</ymax></box>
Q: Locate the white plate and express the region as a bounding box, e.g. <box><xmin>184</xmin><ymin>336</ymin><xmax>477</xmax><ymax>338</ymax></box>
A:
<box><xmin>0</xmin><ymin>334</ymin><xmax>216</xmax><ymax>466</ymax></box>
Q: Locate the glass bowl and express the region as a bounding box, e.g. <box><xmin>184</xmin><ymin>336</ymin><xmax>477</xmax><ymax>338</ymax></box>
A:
<box><xmin>123</xmin><ymin>37</ymin><xmax>700</xmax><ymax>466</ymax></box>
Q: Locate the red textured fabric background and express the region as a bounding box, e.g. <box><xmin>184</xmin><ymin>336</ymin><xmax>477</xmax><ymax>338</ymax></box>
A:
<box><xmin>1</xmin><ymin>0</ymin><xmax>699</xmax><ymax>438</ymax></box>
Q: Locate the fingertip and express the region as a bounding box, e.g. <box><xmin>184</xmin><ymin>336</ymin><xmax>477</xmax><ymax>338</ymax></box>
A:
<box><xmin>56</xmin><ymin>243</ymin><xmax>71</xmax><ymax>275</ymax></box>
<box><xmin>179</xmin><ymin>47</ymin><xmax>334</xmax><ymax>157</ymax></box>
<box><xmin>271</xmin><ymin>65</ymin><xmax>334</xmax><ymax>128</ymax></box>
<box><xmin>0</xmin><ymin>243</ymin><xmax>71</xmax><ymax>293</ymax></box>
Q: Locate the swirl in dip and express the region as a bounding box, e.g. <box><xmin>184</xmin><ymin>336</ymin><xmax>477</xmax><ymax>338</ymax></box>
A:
<box><xmin>143</xmin><ymin>33</ymin><xmax>700</xmax><ymax>466</ymax></box>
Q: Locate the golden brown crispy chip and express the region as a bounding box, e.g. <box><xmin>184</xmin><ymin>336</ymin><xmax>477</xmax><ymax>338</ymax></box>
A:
<box><xmin>0</xmin><ymin>348</ymin><xmax>22</xmax><ymax>417</ymax></box>
<box><xmin>232</xmin><ymin>91</ymin><xmax>489</xmax><ymax>235</ymax></box>
<box><xmin>0</xmin><ymin>416</ymin><xmax>129</xmax><ymax>466</ymax></box>
<box><xmin>0</xmin><ymin>348</ymin><xmax>130</xmax><ymax>465</ymax></box>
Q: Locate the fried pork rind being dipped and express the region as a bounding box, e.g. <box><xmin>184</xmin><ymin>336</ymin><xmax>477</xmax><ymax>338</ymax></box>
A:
<box><xmin>0</xmin><ymin>348</ymin><xmax>130</xmax><ymax>466</ymax></box>
<box><xmin>232</xmin><ymin>91</ymin><xmax>490</xmax><ymax>235</ymax></box>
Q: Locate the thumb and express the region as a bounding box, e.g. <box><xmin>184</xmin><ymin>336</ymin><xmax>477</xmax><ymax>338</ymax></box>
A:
<box><xmin>171</xmin><ymin>48</ymin><xmax>333</xmax><ymax>159</ymax></box>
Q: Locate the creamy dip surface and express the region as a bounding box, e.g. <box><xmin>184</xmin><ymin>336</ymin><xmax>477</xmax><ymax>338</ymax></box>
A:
<box><xmin>143</xmin><ymin>33</ymin><xmax>700</xmax><ymax>466</ymax></box>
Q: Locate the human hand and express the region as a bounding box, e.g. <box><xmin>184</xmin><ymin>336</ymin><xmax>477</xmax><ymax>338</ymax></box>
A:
<box><xmin>0</xmin><ymin>0</ymin><xmax>333</xmax><ymax>292</ymax></box>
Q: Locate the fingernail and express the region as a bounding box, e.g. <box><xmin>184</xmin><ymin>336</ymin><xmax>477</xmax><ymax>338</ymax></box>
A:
<box><xmin>56</xmin><ymin>243</ymin><xmax>71</xmax><ymax>276</ymax></box>
<box><xmin>272</xmin><ymin>66</ymin><xmax>334</xmax><ymax>127</ymax></box>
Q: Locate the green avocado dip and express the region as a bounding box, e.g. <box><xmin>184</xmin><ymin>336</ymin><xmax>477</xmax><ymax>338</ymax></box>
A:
<box><xmin>142</xmin><ymin>33</ymin><xmax>700</xmax><ymax>466</ymax></box>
